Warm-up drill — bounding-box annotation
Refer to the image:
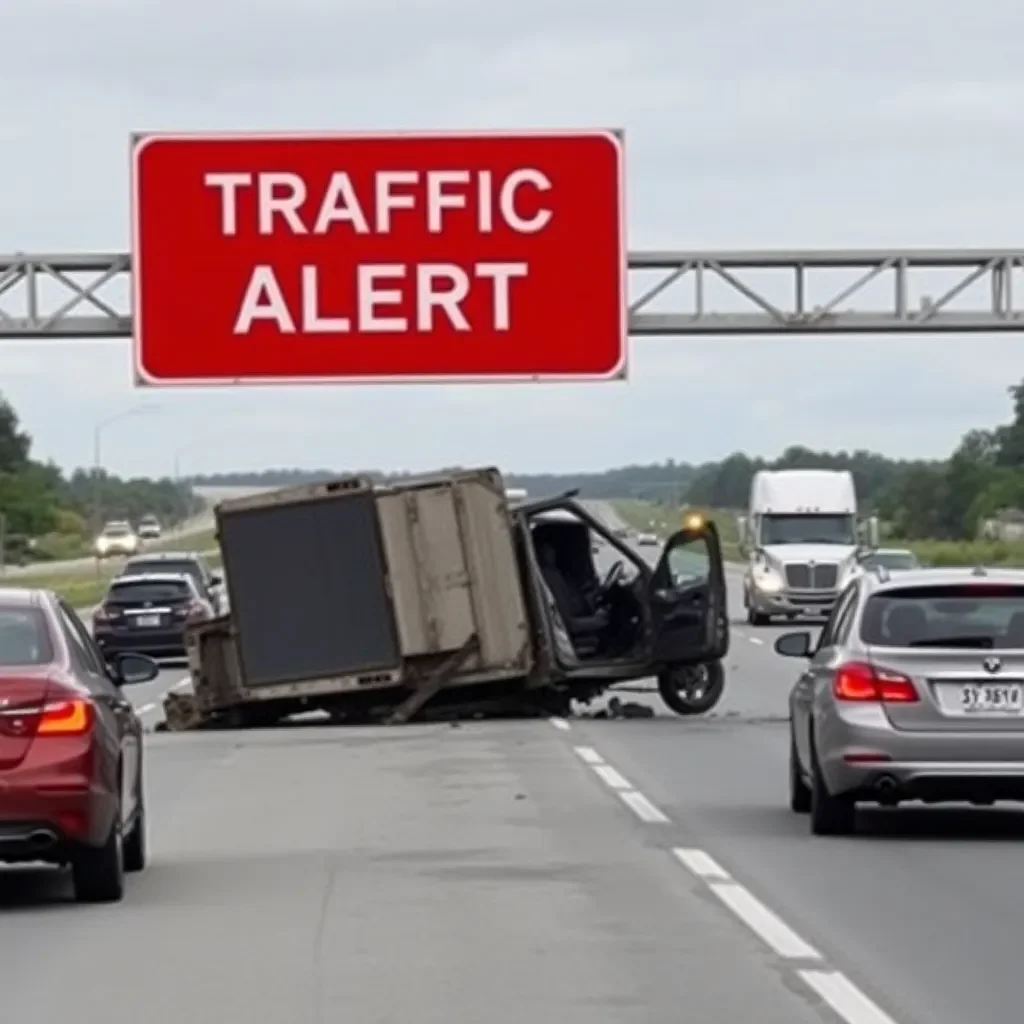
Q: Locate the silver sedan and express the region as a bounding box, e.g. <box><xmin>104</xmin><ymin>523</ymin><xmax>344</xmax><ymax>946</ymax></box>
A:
<box><xmin>775</xmin><ymin>566</ymin><xmax>1024</xmax><ymax>835</ymax></box>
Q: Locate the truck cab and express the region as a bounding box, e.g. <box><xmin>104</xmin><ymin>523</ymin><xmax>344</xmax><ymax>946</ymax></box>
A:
<box><xmin>512</xmin><ymin>495</ymin><xmax>730</xmax><ymax>716</ymax></box>
<box><xmin>738</xmin><ymin>469</ymin><xmax>878</xmax><ymax>625</ymax></box>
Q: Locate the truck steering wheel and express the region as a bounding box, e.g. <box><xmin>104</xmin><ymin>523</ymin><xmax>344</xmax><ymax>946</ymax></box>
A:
<box><xmin>602</xmin><ymin>560</ymin><xmax>625</xmax><ymax>590</ymax></box>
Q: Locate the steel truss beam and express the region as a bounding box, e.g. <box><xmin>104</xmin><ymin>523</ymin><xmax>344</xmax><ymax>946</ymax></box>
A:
<box><xmin>2</xmin><ymin>249</ymin><xmax>1024</xmax><ymax>338</ymax></box>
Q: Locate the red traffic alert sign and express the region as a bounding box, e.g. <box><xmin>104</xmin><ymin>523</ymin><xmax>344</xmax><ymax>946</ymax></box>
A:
<box><xmin>130</xmin><ymin>130</ymin><xmax>627</xmax><ymax>385</ymax></box>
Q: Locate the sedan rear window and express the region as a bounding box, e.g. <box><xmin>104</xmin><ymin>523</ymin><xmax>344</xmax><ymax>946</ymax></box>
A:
<box><xmin>0</xmin><ymin>608</ymin><xmax>53</xmax><ymax>666</ymax></box>
<box><xmin>861</xmin><ymin>584</ymin><xmax>1024</xmax><ymax>649</ymax></box>
<box><xmin>108</xmin><ymin>580</ymin><xmax>191</xmax><ymax>604</ymax></box>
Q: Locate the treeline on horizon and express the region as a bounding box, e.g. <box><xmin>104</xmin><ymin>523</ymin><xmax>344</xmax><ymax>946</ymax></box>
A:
<box><xmin>0</xmin><ymin>393</ymin><xmax>201</xmax><ymax>562</ymax></box>
<box><xmin>190</xmin><ymin>379</ymin><xmax>1024</xmax><ymax>543</ymax></box>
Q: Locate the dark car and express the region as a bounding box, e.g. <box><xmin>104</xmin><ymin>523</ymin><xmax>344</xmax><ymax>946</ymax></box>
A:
<box><xmin>0</xmin><ymin>587</ymin><xmax>159</xmax><ymax>902</ymax></box>
<box><xmin>119</xmin><ymin>551</ymin><xmax>226</xmax><ymax>614</ymax></box>
<box><xmin>93</xmin><ymin>573</ymin><xmax>215</xmax><ymax>660</ymax></box>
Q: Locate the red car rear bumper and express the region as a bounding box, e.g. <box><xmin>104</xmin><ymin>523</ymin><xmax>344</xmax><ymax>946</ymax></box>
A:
<box><xmin>0</xmin><ymin>749</ymin><xmax>117</xmax><ymax>861</ymax></box>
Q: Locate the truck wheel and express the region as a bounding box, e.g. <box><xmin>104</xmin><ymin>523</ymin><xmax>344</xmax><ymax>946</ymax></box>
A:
<box><xmin>657</xmin><ymin>661</ymin><xmax>725</xmax><ymax>716</ymax></box>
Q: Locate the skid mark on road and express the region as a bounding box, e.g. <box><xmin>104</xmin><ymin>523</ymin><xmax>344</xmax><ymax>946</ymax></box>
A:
<box><xmin>565</xmin><ymin>737</ymin><xmax>904</xmax><ymax>1024</ymax></box>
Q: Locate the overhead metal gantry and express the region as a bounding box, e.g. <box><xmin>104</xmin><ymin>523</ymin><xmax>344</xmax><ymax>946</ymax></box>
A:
<box><xmin>2</xmin><ymin>249</ymin><xmax>1024</xmax><ymax>337</ymax></box>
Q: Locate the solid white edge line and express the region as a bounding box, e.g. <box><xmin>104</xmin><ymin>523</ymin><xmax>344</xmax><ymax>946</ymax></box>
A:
<box><xmin>593</xmin><ymin>764</ymin><xmax>633</xmax><ymax>790</ymax></box>
<box><xmin>574</xmin><ymin>746</ymin><xmax>604</xmax><ymax>765</ymax></box>
<box><xmin>798</xmin><ymin>970</ymin><xmax>901</xmax><ymax>1024</ymax></box>
<box><xmin>549</xmin><ymin>716</ymin><xmax>571</xmax><ymax>730</ymax></box>
<box><xmin>673</xmin><ymin>847</ymin><xmax>732</xmax><ymax>881</ymax></box>
<box><xmin>708</xmin><ymin>881</ymin><xmax>822</xmax><ymax>961</ymax></box>
<box><xmin>618</xmin><ymin>790</ymin><xmax>670</xmax><ymax>823</ymax></box>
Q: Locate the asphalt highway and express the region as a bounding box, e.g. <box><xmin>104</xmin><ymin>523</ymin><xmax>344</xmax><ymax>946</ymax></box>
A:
<box><xmin>578</xmin><ymin>504</ymin><xmax>1024</xmax><ymax>1024</ymax></box>
<box><xmin>1</xmin><ymin>504</ymin><xmax>1016</xmax><ymax>1024</ymax></box>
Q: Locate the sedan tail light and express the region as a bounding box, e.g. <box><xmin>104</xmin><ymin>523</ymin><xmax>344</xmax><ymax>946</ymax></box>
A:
<box><xmin>0</xmin><ymin>693</ymin><xmax>94</xmax><ymax>738</ymax></box>
<box><xmin>833</xmin><ymin>661</ymin><xmax>919</xmax><ymax>703</ymax></box>
<box><xmin>37</xmin><ymin>697</ymin><xmax>94</xmax><ymax>736</ymax></box>
<box><xmin>174</xmin><ymin>601</ymin><xmax>209</xmax><ymax>621</ymax></box>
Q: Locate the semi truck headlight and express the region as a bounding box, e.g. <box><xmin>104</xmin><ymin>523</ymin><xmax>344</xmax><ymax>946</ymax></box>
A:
<box><xmin>754</xmin><ymin>568</ymin><xmax>783</xmax><ymax>593</ymax></box>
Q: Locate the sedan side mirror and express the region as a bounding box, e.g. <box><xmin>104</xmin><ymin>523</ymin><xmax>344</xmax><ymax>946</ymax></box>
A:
<box><xmin>774</xmin><ymin>631</ymin><xmax>812</xmax><ymax>658</ymax></box>
<box><xmin>111</xmin><ymin>651</ymin><xmax>160</xmax><ymax>686</ymax></box>
<box><xmin>209</xmin><ymin>573</ymin><xmax>223</xmax><ymax>586</ymax></box>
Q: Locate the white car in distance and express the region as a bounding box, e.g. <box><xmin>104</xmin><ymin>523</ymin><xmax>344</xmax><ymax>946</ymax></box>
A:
<box><xmin>95</xmin><ymin>521</ymin><xmax>139</xmax><ymax>559</ymax></box>
<box><xmin>138</xmin><ymin>515</ymin><xmax>162</xmax><ymax>541</ymax></box>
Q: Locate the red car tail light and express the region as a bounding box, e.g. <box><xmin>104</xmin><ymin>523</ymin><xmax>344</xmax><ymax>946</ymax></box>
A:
<box><xmin>36</xmin><ymin>697</ymin><xmax>94</xmax><ymax>736</ymax></box>
<box><xmin>833</xmin><ymin>661</ymin><xmax>919</xmax><ymax>703</ymax></box>
<box><xmin>0</xmin><ymin>695</ymin><xmax>93</xmax><ymax>738</ymax></box>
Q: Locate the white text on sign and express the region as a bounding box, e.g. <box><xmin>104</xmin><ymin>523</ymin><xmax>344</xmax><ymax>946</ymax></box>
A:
<box><xmin>203</xmin><ymin>169</ymin><xmax>555</xmax><ymax>335</ymax></box>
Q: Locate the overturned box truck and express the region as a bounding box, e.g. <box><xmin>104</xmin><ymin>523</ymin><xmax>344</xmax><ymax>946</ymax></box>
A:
<box><xmin>162</xmin><ymin>468</ymin><xmax>730</xmax><ymax>729</ymax></box>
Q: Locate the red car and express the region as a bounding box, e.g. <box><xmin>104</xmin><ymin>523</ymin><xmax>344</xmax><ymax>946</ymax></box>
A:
<box><xmin>0</xmin><ymin>587</ymin><xmax>159</xmax><ymax>902</ymax></box>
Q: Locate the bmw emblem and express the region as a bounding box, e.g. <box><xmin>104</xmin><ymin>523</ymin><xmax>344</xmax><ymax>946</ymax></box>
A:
<box><xmin>983</xmin><ymin>656</ymin><xmax>1002</xmax><ymax>674</ymax></box>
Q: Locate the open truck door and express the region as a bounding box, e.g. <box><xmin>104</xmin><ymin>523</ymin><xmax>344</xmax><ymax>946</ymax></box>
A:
<box><xmin>647</xmin><ymin>516</ymin><xmax>729</xmax><ymax>716</ymax></box>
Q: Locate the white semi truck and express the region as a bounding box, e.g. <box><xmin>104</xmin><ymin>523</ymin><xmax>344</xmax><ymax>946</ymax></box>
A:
<box><xmin>738</xmin><ymin>469</ymin><xmax>878</xmax><ymax>626</ymax></box>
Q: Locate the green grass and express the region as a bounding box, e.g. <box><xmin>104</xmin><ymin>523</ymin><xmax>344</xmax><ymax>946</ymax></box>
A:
<box><xmin>146</xmin><ymin>526</ymin><xmax>217</xmax><ymax>554</ymax></box>
<box><xmin>1</xmin><ymin>549</ymin><xmax>223</xmax><ymax>610</ymax></box>
<box><xmin>613</xmin><ymin>500</ymin><xmax>1024</xmax><ymax>568</ymax></box>
<box><xmin>613</xmin><ymin>500</ymin><xmax>742</xmax><ymax>562</ymax></box>
<box><xmin>903</xmin><ymin>538</ymin><xmax>1024</xmax><ymax>567</ymax></box>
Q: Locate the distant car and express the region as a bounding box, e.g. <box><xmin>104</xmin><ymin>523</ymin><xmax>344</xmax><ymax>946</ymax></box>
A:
<box><xmin>137</xmin><ymin>515</ymin><xmax>162</xmax><ymax>541</ymax></box>
<box><xmin>118</xmin><ymin>551</ymin><xmax>226</xmax><ymax>615</ymax></box>
<box><xmin>777</xmin><ymin>566</ymin><xmax>1024</xmax><ymax>836</ymax></box>
<box><xmin>94</xmin><ymin>521</ymin><xmax>138</xmax><ymax>559</ymax></box>
<box><xmin>0</xmin><ymin>587</ymin><xmax>159</xmax><ymax>902</ymax></box>
<box><xmin>636</xmin><ymin>532</ymin><xmax>659</xmax><ymax>547</ymax></box>
<box><xmin>93</xmin><ymin>573</ymin><xmax>214</xmax><ymax>660</ymax></box>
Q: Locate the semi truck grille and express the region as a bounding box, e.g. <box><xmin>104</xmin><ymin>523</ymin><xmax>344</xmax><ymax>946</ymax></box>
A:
<box><xmin>784</xmin><ymin>563</ymin><xmax>838</xmax><ymax>590</ymax></box>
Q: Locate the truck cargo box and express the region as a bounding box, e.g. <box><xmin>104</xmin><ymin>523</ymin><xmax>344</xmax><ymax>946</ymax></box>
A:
<box><xmin>216</xmin><ymin>476</ymin><xmax>401</xmax><ymax>689</ymax></box>
<box><xmin>191</xmin><ymin>467</ymin><xmax>534</xmax><ymax>714</ymax></box>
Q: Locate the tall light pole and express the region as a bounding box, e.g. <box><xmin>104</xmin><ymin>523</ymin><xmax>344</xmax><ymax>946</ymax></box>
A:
<box><xmin>92</xmin><ymin>404</ymin><xmax>159</xmax><ymax>536</ymax></box>
<box><xmin>173</xmin><ymin>441</ymin><xmax>205</xmax><ymax>524</ymax></box>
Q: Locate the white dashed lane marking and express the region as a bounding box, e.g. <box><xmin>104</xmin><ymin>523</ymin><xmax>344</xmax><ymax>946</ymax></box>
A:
<box><xmin>618</xmin><ymin>790</ymin><xmax>671</xmax><ymax>823</ymax></box>
<box><xmin>706</xmin><ymin>880</ymin><xmax>822</xmax><ymax>961</ymax></box>
<box><xmin>799</xmin><ymin>970</ymin><xmax>902</xmax><ymax>1024</ymax></box>
<box><xmin>135</xmin><ymin>675</ymin><xmax>191</xmax><ymax>715</ymax></box>
<box><xmin>566</xmin><ymin>743</ymin><xmax>905</xmax><ymax>1024</ymax></box>
<box><xmin>592</xmin><ymin>764</ymin><xmax>632</xmax><ymax>790</ymax></box>
<box><xmin>573</xmin><ymin>745</ymin><xmax>671</xmax><ymax>823</ymax></box>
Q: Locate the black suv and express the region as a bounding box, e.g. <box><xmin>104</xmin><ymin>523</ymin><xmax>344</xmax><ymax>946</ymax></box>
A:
<box><xmin>118</xmin><ymin>551</ymin><xmax>226</xmax><ymax>614</ymax></box>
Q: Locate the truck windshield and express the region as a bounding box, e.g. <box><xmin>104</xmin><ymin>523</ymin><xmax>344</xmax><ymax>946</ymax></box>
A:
<box><xmin>761</xmin><ymin>513</ymin><xmax>855</xmax><ymax>545</ymax></box>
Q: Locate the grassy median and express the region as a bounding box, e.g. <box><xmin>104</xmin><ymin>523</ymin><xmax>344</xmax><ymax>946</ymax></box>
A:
<box><xmin>1</xmin><ymin>548</ymin><xmax>223</xmax><ymax>610</ymax></box>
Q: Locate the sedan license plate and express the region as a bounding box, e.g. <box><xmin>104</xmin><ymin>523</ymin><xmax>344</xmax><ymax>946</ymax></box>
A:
<box><xmin>135</xmin><ymin>613</ymin><xmax>161</xmax><ymax>628</ymax></box>
<box><xmin>960</xmin><ymin>683</ymin><xmax>1024</xmax><ymax>714</ymax></box>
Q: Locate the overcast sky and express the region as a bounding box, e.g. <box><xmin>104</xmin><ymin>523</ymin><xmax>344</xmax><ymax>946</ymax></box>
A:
<box><xmin>2</xmin><ymin>0</ymin><xmax>1024</xmax><ymax>478</ymax></box>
